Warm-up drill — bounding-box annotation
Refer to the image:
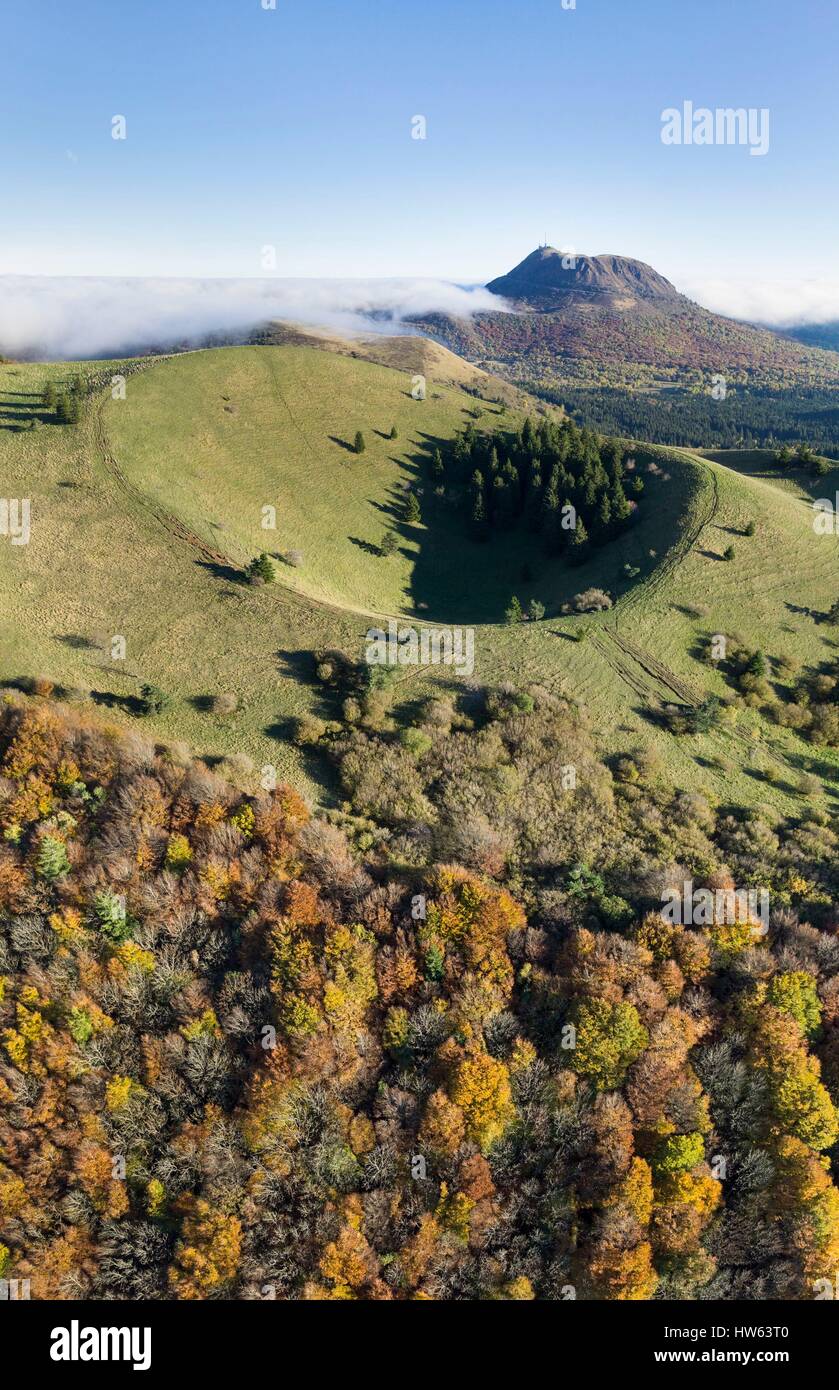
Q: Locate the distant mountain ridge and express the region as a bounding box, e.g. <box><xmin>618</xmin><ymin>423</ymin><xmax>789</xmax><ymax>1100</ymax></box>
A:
<box><xmin>409</xmin><ymin>245</ymin><xmax>839</xmax><ymax>397</ymax></box>
<box><xmin>486</xmin><ymin>247</ymin><xmax>681</xmax><ymax>309</ymax></box>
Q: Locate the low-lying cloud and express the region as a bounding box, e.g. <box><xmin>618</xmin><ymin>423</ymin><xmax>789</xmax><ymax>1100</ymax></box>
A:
<box><xmin>683</xmin><ymin>277</ymin><xmax>839</xmax><ymax>328</ymax></box>
<box><xmin>0</xmin><ymin>276</ymin><xmax>505</xmax><ymax>361</ymax></box>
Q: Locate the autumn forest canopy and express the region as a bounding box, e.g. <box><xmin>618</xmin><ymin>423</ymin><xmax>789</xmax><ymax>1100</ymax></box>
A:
<box><xmin>2</xmin><ymin>686</ymin><xmax>839</xmax><ymax>1303</ymax></box>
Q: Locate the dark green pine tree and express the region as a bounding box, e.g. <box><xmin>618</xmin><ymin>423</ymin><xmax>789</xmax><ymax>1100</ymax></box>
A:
<box><xmin>583</xmin><ymin>471</ymin><xmax>599</xmax><ymax>510</ymax></box>
<box><xmin>42</xmin><ymin>382</ymin><xmax>57</xmax><ymax>411</ymax></box>
<box><xmin>568</xmin><ymin>516</ymin><xmax>590</xmax><ymax>565</ymax></box>
<box><xmin>525</xmin><ymin>474</ymin><xmax>544</xmax><ymax>532</ymax></box>
<box><xmin>541</xmin><ymin>479</ymin><xmax>559</xmax><ymax>543</ymax></box>
<box><xmin>601</xmin><ymin>440</ymin><xmax>624</xmax><ymax>483</ymax></box>
<box><xmin>431</xmin><ymin>448</ymin><xmax>445</xmax><ymax>481</ymax></box>
<box><xmin>594</xmin><ymin>491</ymin><xmax>612</xmax><ymax>542</ymax></box>
<box><xmin>502</xmin><ymin>461</ymin><xmax>520</xmax><ymax>520</ymax></box>
<box><xmin>57</xmin><ymin>393</ymin><xmax>79</xmax><ymax>425</ymax></box>
<box><xmin>471</xmin><ymin>480</ymin><xmax>488</xmax><ymax>540</ymax></box>
<box><xmin>610</xmin><ymin>480</ymin><xmax>631</xmax><ymax>527</ymax></box>
<box><xmin>491</xmin><ymin>474</ymin><xmax>506</xmax><ymax>528</ymax></box>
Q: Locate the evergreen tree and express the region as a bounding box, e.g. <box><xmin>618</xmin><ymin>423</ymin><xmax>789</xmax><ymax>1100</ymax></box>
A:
<box><xmin>504</xmin><ymin>595</ymin><xmax>524</xmax><ymax>624</ymax></box>
<box><xmin>471</xmin><ymin>484</ymin><xmax>488</xmax><ymax>540</ymax></box>
<box><xmin>595</xmin><ymin>492</ymin><xmax>612</xmax><ymax>540</ymax></box>
<box><xmin>568</xmin><ymin>517</ymin><xmax>590</xmax><ymax>565</ymax></box>
<box><xmin>610</xmin><ymin>480</ymin><xmax>631</xmax><ymax>526</ymax></box>
<box><xmin>36</xmin><ymin>835</ymin><xmax>71</xmax><ymax>882</ymax></box>
<box><xmin>57</xmin><ymin>393</ymin><xmax>79</xmax><ymax>425</ymax></box>
<box><xmin>380</xmin><ymin>530</ymin><xmax>398</xmax><ymax>557</ymax></box>
<box><xmin>405</xmin><ymin>492</ymin><xmax>421</xmax><ymax>524</ymax></box>
<box><xmin>389</xmin><ymin>424</ymin><xmax>398</xmax><ymax>440</ymax></box>
<box><xmin>525</xmin><ymin>475</ymin><xmax>544</xmax><ymax>532</ymax></box>
<box><xmin>139</xmin><ymin>683</ymin><xmax>173</xmax><ymax>716</ymax></box>
<box><xmin>246</xmin><ymin>552</ymin><xmax>276</xmax><ymax>584</ymax></box>
<box><xmin>746</xmin><ymin>649</ymin><xmax>767</xmax><ymax>677</ymax></box>
<box><xmin>691</xmin><ymin>695</ymin><xmax>722</xmax><ymax>734</ymax></box>
<box><xmin>42</xmin><ymin>383</ymin><xmax>57</xmax><ymax>411</ymax></box>
<box><xmin>491</xmin><ymin>474</ymin><xmax>506</xmax><ymax>527</ymax></box>
<box><xmin>354</xmin><ymin>430</ymin><xmax>366</xmax><ymax>454</ymax></box>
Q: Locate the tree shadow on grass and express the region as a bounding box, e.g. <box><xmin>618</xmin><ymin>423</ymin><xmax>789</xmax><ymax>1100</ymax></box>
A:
<box><xmin>0</xmin><ymin>393</ymin><xmax>52</xmax><ymax>432</ymax></box>
<box><xmin>91</xmin><ymin>689</ymin><xmax>145</xmax><ymax>715</ymax></box>
<box><xmin>195</xmin><ymin>559</ymin><xmax>245</xmax><ymax>585</ymax></box>
<box><xmin>349</xmin><ymin>536</ymin><xmax>384</xmax><ymax>557</ymax></box>
<box><xmin>56</xmin><ymin>633</ymin><xmax>101</xmax><ymax>651</ymax></box>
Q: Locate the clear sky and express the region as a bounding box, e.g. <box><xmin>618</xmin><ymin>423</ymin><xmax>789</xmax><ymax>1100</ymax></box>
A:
<box><xmin>2</xmin><ymin>0</ymin><xmax>838</xmax><ymax>291</ymax></box>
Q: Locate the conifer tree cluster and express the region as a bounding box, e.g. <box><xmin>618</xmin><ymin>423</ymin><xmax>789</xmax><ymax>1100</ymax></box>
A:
<box><xmin>43</xmin><ymin>374</ymin><xmax>86</xmax><ymax>426</ymax></box>
<box><xmin>432</xmin><ymin>415</ymin><xmax>639</xmax><ymax>561</ymax></box>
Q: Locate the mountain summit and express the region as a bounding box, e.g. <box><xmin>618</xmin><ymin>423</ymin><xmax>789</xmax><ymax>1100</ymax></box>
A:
<box><xmin>486</xmin><ymin>247</ymin><xmax>681</xmax><ymax>309</ymax></box>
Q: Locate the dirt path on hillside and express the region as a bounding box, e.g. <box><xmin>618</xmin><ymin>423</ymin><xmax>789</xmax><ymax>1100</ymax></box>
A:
<box><xmin>620</xmin><ymin>452</ymin><xmax>720</xmax><ymax>615</ymax></box>
<box><xmin>93</xmin><ymin>397</ymin><xmax>240</xmax><ymax>572</ymax></box>
<box><xmin>590</xmin><ymin>452</ymin><xmax>719</xmax><ymax>709</ymax></box>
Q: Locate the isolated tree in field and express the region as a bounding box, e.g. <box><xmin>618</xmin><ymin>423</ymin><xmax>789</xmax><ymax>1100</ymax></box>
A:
<box><xmin>691</xmin><ymin>695</ymin><xmax>722</xmax><ymax>734</ymax></box>
<box><xmin>390</xmin><ymin>424</ymin><xmax>398</xmax><ymax>439</ymax></box>
<box><xmin>505</xmin><ymin>595</ymin><xmax>523</xmax><ymax>625</ymax></box>
<box><xmin>723</xmin><ymin>544</ymin><xmax>735</xmax><ymax>561</ymax></box>
<box><xmin>380</xmin><ymin>530</ymin><xmax>398</xmax><ymax>557</ymax></box>
<box><xmin>405</xmin><ymin>492</ymin><xmax>421</xmax><ymax>524</ymax></box>
<box><xmin>354</xmin><ymin>431</ymin><xmax>366</xmax><ymax>455</ymax></box>
<box><xmin>827</xmin><ymin>598</ymin><xmax>839</xmax><ymax>626</ymax></box>
<box><xmin>246</xmin><ymin>552</ymin><xmax>276</xmax><ymax>584</ymax></box>
<box><xmin>744</xmin><ymin>519</ymin><xmax>756</xmax><ymax>536</ymax></box>
<box><xmin>140</xmin><ymin>683</ymin><xmax>172</xmax><ymax>716</ymax></box>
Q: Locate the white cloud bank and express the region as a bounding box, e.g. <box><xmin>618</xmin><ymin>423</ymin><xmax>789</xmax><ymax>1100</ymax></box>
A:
<box><xmin>0</xmin><ymin>276</ymin><xmax>505</xmax><ymax>361</ymax></box>
<box><xmin>682</xmin><ymin>277</ymin><xmax>839</xmax><ymax>328</ymax></box>
<box><xmin>4</xmin><ymin>272</ymin><xmax>839</xmax><ymax>360</ymax></box>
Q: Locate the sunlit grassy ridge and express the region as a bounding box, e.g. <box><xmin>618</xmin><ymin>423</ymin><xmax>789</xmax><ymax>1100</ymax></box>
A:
<box><xmin>0</xmin><ymin>345</ymin><xmax>837</xmax><ymax>812</ymax></box>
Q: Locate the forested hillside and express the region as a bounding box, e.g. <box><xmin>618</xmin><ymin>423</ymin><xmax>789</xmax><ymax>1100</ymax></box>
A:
<box><xmin>2</xmin><ymin>692</ymin><xmax>839</xmax><ymax>1300</ymax></box>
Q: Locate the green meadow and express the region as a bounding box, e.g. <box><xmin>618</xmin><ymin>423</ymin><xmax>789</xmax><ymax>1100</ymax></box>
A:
<box><xmin>1</xmin><ymin>343</ymin><xmax>837</xmax><ymax>812</ymax></box>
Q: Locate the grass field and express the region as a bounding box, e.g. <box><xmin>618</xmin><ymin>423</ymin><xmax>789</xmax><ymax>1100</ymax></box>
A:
<box><xmin>1</xmin><ymin>343</ymin><xmax>837</xmax><ymax>813</ymax></box>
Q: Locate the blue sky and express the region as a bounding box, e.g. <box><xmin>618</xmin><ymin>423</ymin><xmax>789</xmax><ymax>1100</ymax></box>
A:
<box><xmin>2</xmin><ymin>0</ymin><xmax>838</xmax><ymax>295</ymax></box>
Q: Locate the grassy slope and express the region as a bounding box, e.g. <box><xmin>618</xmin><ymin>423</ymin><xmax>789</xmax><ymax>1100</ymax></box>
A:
<box><xmin>1</xmin><ymin>350</ymin><xmax>837</xmax><ymax>815</ymax></box>
<box><xmin>101</xmin><ymin>345</ymin><xmax>695</xmax><ymax>624</ymax></box>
